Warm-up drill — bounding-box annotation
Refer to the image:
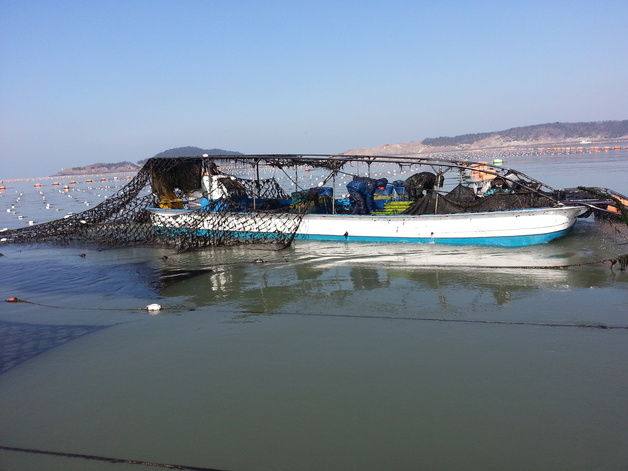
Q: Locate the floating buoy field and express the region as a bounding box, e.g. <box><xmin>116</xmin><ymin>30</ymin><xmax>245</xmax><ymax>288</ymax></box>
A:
<box><xmin>0</xmin><ymin>173</ymin><xmax>133</xmax><ymax>230</ymax></box>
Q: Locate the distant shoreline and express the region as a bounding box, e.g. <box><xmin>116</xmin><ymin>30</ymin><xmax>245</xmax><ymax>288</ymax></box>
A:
<box><xmin>344</xmin><ymin>138</ymin><xmax>628</xmax><ymax>156</ymax></box>
<box><xmin>1</xmin><ymin>171</ymin><xmax>137</xmax><ymax>184</ymax></box>
<box><xmin>0</xmin><ymin>145</ymin><xmax>625</xmax><ymax>182</ymax></box>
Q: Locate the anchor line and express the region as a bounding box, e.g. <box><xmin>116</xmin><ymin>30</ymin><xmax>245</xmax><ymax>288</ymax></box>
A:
<box><xmin>242</xmin><ymin>310</ymin><xmax>628</xmax><ymax>330</ymax></box>
<box><xmin>0</xmin><ymin>445</ymin><xmax>228</xmax><ymax>471</ymax></box>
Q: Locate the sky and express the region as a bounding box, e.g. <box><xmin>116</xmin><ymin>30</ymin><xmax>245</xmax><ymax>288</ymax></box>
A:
<box><xmin>1</xmin><ymin>0</ymin><xmax>627</xmax><ymax>178</ymax></box>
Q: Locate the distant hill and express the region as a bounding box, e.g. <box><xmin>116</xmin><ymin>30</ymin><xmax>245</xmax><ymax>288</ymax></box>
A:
<box><xmin>422</xmin><ymin>120</ymin><xmax>628</xmax><ymax>147</ymax></box>
<box><xmin>52</xmin><ymin>146</ymin><xmax>242</xmax><ymax>176</ymax></box>
<box><xmin>53</xmin><ymin>161</ymin><xmax>140</xmax><ymax>176</ymax></box>
<box><xmin>138</xmin><ymin>146</ymin><xmax>243</xmax><ymax>164</ymax></box>
<box><xmin>345</xmin><ymin>119</ymin><xmax>628</xmax><ymax>155</ymax></box>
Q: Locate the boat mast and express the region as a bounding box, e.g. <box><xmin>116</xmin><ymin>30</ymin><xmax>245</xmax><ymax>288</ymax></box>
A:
<box><xmin>253</xmin><ymin>159</ymin><xmax>260</xmax><ymax>210</ymax></box>
<box><xmin>332</xmin><ymin>172</ymin><xmax>336</xmax><ymax>214</ymax></box>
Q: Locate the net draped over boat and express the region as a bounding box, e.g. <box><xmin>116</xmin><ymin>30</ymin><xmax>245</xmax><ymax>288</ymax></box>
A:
<box><xmin>1</xmin><ymin>157</ymin><xmax>306</xmax><ymax>251</ymax></box>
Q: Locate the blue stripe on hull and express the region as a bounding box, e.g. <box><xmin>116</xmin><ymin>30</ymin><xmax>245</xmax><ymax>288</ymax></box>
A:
<box><xmin>294</xmin><ymin>228</ymin><xmax>573</xmax><ymax>247</ymax></box>
<box><xmin>155</xmin><ymin>227</ymin><xmax>573</xmax><ymax>247</ymax></box>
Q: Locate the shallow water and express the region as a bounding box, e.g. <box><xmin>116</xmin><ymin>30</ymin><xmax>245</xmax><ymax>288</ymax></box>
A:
<box><xmin>1</xmin><ymin>153</ymin><xmax>627</xmax><ymax>471</ymax></box>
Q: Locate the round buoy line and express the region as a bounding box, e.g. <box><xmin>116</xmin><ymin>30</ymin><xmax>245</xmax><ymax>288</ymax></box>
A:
<box><xmin>4</xmin><ymin>296</ymin><xmax>628</xmax><ymax>330</ymax></box>
<box><xmin>5</xmin><ymin>296</ymin><xmax>164</xmax><ymax>313</ymax></box>
<box><xmin>0</xmin><ymin>445</ymin><xmax>228</xmax><ymax>470</ymax></box>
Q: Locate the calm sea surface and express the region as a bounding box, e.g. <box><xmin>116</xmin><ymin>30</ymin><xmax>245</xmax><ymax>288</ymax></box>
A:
<box><xmin>1</xmin><ymin>152</ymin><xmax>627</xmax><ymax>470</ymax></box>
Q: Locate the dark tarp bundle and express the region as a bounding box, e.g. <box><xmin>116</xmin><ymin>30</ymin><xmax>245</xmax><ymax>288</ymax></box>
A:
<box><xmin>403</xmin><ymin>187</ymin><xmax>558</xmax><ymax>215</ymax></box>
<box><xmin>404</xmin><ymin>172</ymin><xmax>440</xmax><ymax>200</ymax></box>
<box><xmin>444</xmin><ymin>183</ymin><xmax>476</xmax><ymax>201</ymax></box>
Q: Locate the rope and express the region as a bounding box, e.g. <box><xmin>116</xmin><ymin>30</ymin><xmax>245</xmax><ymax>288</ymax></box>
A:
<box><xmin>0</xmin><ymin>445</ymin><xmax>227</xmax><ymax>470</ymax></box>
<box><xmin>6</xmin><ymin>295</ymin><xmax>626</xmax><ymax>330</ymax></box>
<box><xmin>243</xmin><ymin>310</ymin><xmax>628</xmax><ymax>330</ymax></box>
<box><xmin>4</xmin><ymin>297</ymin><xmax>165</xmax><ymax>312</ymax></box>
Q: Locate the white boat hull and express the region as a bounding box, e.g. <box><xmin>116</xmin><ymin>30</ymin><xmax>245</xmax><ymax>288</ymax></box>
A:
<box><xmin>147</xmin><ymin>206</ymin><xmax>583</xmax><ymax>247</ymax></box>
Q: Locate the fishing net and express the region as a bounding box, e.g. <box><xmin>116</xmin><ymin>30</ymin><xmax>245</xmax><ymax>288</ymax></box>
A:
<box><xmin>403</xmin><ymin>185</ymin><xmax>559</xmax><ymax>215</ymax></box>
<box><xmin>1</xmin><ymin>157</ymin><xmax>308</xmax><ymax>251</ymax></box>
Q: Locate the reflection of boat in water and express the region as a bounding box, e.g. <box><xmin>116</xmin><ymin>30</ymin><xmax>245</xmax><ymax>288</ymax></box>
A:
<box><xmin>155</xmin><ymin>240</ymin><xmax>623</xmax><ymax>312</ymax></box>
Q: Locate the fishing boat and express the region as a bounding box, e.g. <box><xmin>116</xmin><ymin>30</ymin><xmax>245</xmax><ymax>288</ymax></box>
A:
<box><xmin>2</xmin><ymin>154</ymin><xmax>625</xmax><ymax>251</ymax></box>
<box><xmin>144</xmin><ymin>155</ymin><xmax>594</xmax><ymax>248</ymax></box>
<box><xmin>148</xmin><ymin>205</ymin><xmax>582</xmax><ymax>247</ymax></box>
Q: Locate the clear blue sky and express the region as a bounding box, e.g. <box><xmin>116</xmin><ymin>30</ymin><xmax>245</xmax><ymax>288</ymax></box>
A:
<box><xmin>1</xmin><ymin>0</ymin><xmax>627</xmax><ymax>178</ymax></box>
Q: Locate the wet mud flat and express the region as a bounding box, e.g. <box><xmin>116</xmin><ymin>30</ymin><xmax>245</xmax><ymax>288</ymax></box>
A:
<box><xmin>0</xmin><ymin>231</ymin><xmax>627</xmax><ymax>471</ymax></box>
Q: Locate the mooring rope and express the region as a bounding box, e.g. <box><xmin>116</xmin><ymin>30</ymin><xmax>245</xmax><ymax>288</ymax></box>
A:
<box><xmin>4</xmin><ymin>297</ymin><xmax>162</xmax><ymax>312</ymax></box>
<box><xmin>6</xmin><ymin>296</ymin><xmax>626</xmax><ymax>330</ymax></box>
<box><xmin>0</xmin><ymin>445</ymin><xmax>227</xmax><ymax>470</ymax></box>
<box><xmin>243</xmin><ymin>310</ymin><xmax>628</xmax><ymax>330</ymax></box>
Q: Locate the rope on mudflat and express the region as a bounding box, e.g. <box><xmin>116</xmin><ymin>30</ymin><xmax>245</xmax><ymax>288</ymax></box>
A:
<box><xmin>0</xmin><ymin>445</ymin><xmax>228</xmax><ymax>471</ymax></box>
<box><xmin>4</xmin><ymin>297</ymin><xmax>165</xmax><ymax>313</ymax></box>
<box><xmin>243</xmin><ymin>310</ymin><xmax>628</xmax><ymax>330</ymax></box>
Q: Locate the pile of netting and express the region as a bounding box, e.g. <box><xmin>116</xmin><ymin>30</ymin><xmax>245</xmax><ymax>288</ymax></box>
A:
<box><xmin>403</xmin><ymin>184</ymin><xmax>559</xmax><ymax>215</ymax></box>
<box><xmin>1</xmin><ymin>157</ymin><xmax>308</xmax><ymax>251</ymax></box>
